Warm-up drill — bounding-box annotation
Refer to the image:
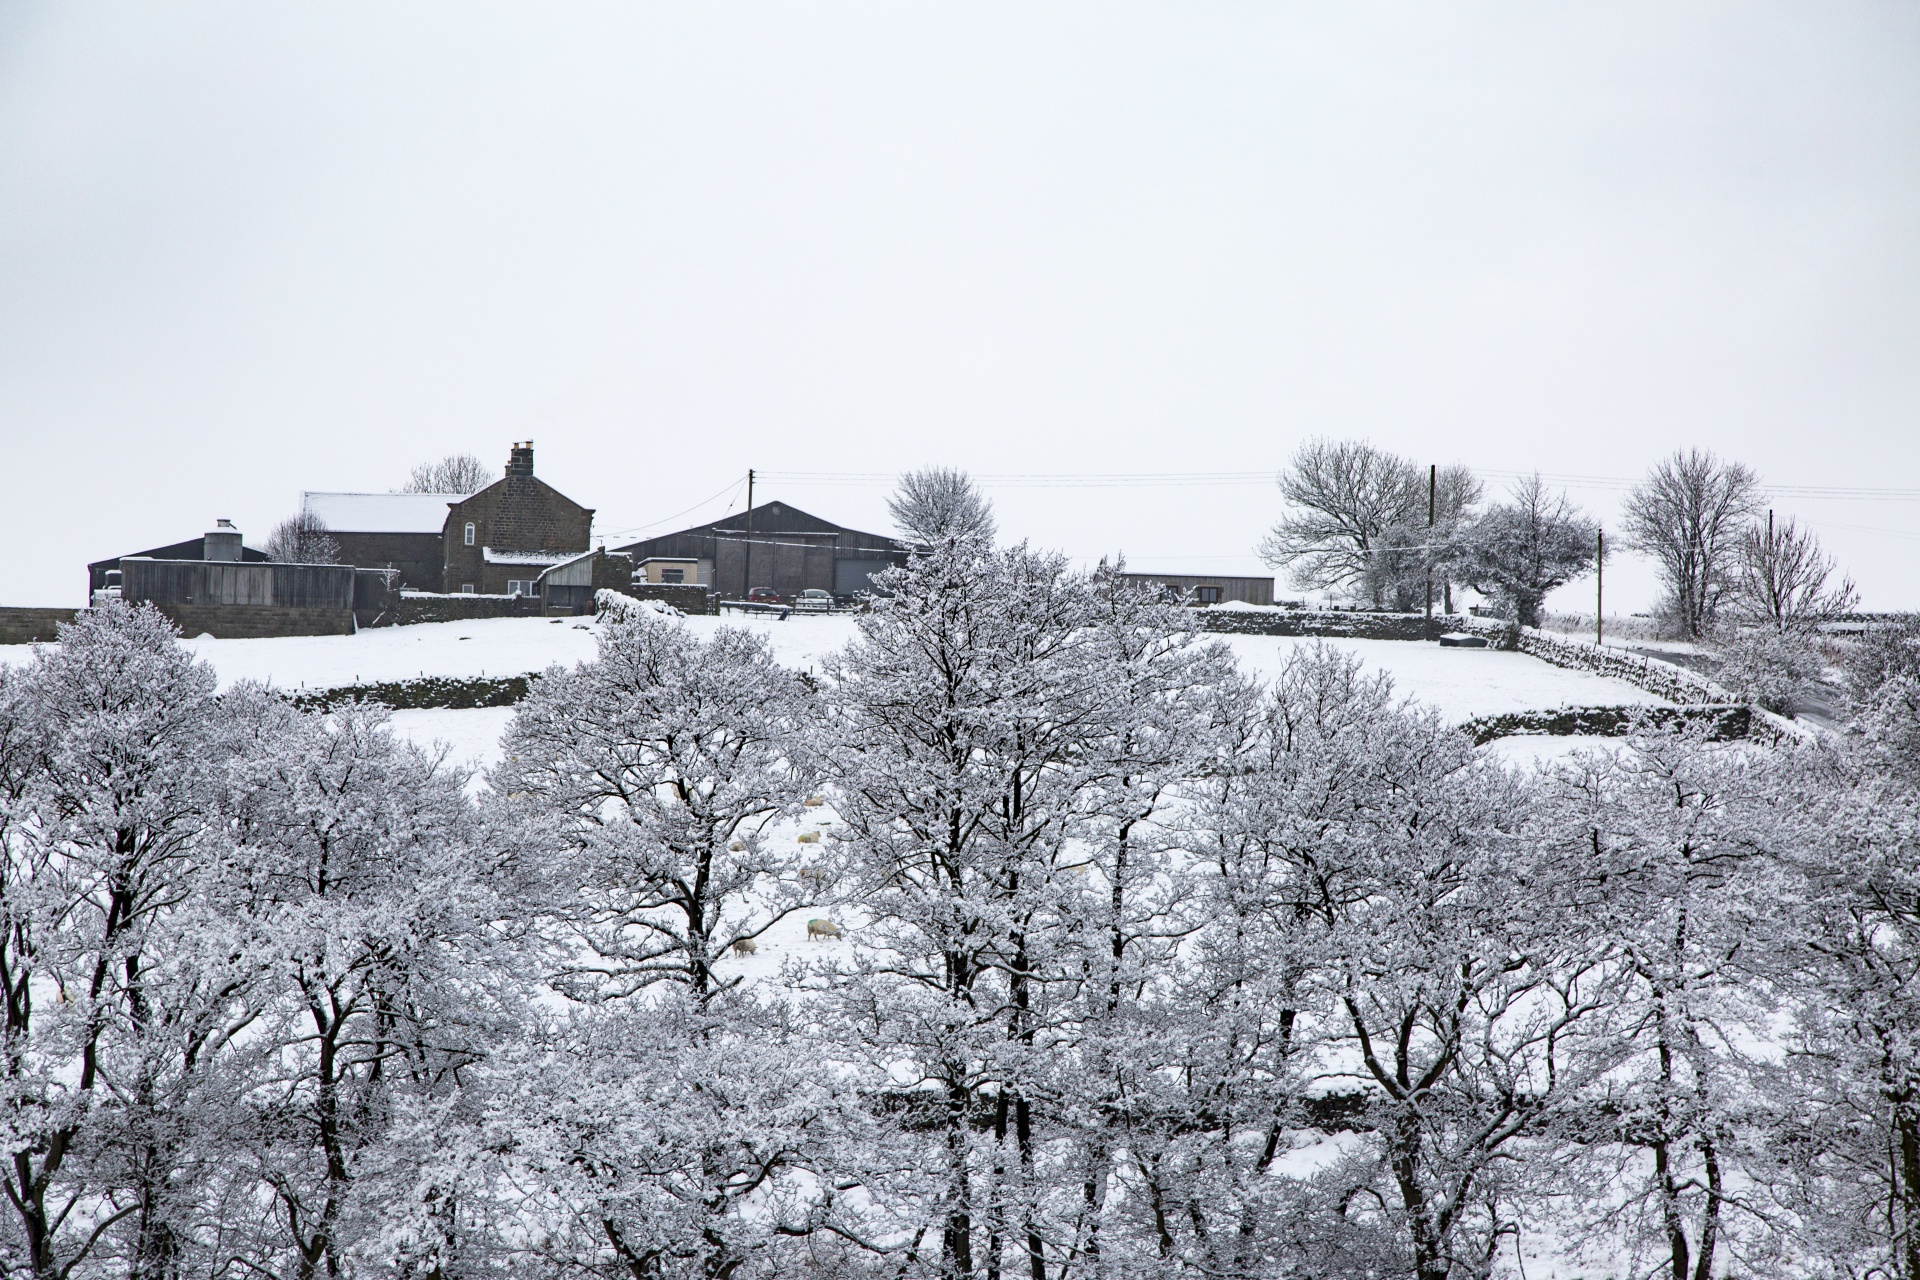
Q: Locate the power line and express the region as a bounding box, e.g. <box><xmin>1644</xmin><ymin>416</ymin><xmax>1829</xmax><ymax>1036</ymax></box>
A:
<box><xmin>753</xmin><ymin>467</ymin><xmax>1920</xmax><ymax>500</ymax></box>
<box><xmin>596</xmin><ymin>475</ymin><xmax>748</xmax><ymax>543</ymax></box>
<box><xmin>1805</xmin><ymin>519</ymin><xmax>1920</xmax><ymax>543</ymax></box>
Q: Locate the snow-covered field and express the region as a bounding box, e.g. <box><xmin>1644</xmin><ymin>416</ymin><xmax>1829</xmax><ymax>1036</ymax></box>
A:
<box><xmin>5</xmin><ymin>615</ymin><xmax>1672</xmax><ymax>779</ymax></box>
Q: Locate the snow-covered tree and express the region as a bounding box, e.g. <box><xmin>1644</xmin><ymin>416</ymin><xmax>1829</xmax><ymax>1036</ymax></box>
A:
<box><xmin>468</xmin><ymin>995</ymin><xmax>860</xmax><ymax>1280</ymax></box>
<box><xmin>209</xmin><ymin>701</ymin><xmax>502</xmax><ymax>1280</ymax></box>
<box><xmin>491</xmin><ymin>599</ymin><xmax>815</xmax><ymax>1006</ymax></box>
<box><xmin>805</xmin><ymin>543</ymin><xmax>1229</xmax><ymax>1278</ymax></box>
<box><xmin>1237</xmin><ymin>648</ymin><xmax>1611</xmax><ymax>1280</ymax></box>
<box><xmin>1624</xmin><ymin>450</ymin><xmax>1763</xmax><ymax>640</ymax></box>
<box><xmin>1754</xmin><ymin>683</ymin><xmax>1920</xmax><ymax>1279</ymax></box>
<box><xmin>1713</xmin><ymin>625</ymin><xmax>1830</xmax><ymax>716</ymax></box>
<box><xmin>1457</xmin><ymin>474</ymin><xmax>1600</xmax><ymax>627</ymax></box>
<box><xmin>0</xmin><ymin>602</ymin><xmax>247</xmax><ymax>1280</ymax></box>
<box><xmin>1729</xmin><ymin>515</ymin><xmax>1857</xmax><ymax>633</ymax></box>
<box><xmin>1545</xmin><ymin>728</ymin><xmax>1787</xmax><ymax>1280</ymax></box>
<box><xmin>1258</xmin><ymin>439</ymin><xmax>1426</xmax><ymax>606</ymax></box>
<box><xmin>888</xmin><ymin>467</ymin><xmax>995</xmax><ymax>550</ymax></box>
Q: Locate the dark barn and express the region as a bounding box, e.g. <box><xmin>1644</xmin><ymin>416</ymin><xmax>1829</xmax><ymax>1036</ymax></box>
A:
<box><xmin>105</xmin><ymin>522</ymin><xmax>359</xmax><ymax>638</ymax></box>
<box><xmin>88</xmin><ymin>526</ymin><xmax>270</xmax><ymax>595</ymax></box>
<box><xmin>615</xmin><ymin>500</ymin><xmax>906</xmax><ymax>600</ymax></box>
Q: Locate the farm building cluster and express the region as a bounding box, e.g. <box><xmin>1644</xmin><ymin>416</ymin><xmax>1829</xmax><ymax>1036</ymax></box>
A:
<box><xmin>60</xmin><ymin>443</ymin><xmax>1273</xmax><ymax>640</ymax></box>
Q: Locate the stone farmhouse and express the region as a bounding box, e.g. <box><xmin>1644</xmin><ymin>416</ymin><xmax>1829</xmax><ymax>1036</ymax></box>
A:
<box><xmin>306</xmin><ymin>442</ymin><xmax>593</xmax><ymax>596</ymax></box>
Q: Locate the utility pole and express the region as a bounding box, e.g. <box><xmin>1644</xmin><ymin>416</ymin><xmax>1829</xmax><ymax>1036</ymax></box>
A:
<box><xmin>1425</xmin><ymin>464</ymin><xmax>1436</xmax><ymax>636</ymax></box>
<box><xmin>742</xmin><ymin>469</ymin><xmax>755</xmax><ymax>600</ymax></box>
<box><xmin>1596</xmin><ymin>528</ymin><xmax>1604</xmax><ymax>646</ymax></box>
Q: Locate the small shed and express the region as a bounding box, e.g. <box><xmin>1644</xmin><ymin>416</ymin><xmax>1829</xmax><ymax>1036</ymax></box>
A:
<box><xmin>1113</xmin><ymin>572</ymin><xmax>1275</xmax><ymax>607</ymax></box>
<box><xmin>636</xmin><ymin>557</ymin><xmax>701</xmax><ymax>585</ymax></box>
<box><xmin>536</xmin><ymin>549</ymin><xmax>637</xmax><ymax>615</ymax></box>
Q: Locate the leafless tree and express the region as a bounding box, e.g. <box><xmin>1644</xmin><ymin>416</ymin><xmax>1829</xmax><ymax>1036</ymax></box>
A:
<box><xmin>1729</xmin><ymin>514</ymin><xmax>1857</xmax><ymax>631</ymax></box>
<box><xmin>887</xmin><ymin>465</ymin><xmax>995</xmax><ymax>547</ymax></box>
<box><xmin>401</xmin><ymin>453</ymin><xmax>491</xmax><ymax>494</ymax></box>
<box><xmin>1258</xmin><ymin>438</ymin><xmax>1425</xmax><ymax>605</ymax></box>
<box><xmin>1456</xmin><ymin>474</ymin><xmax>1600</xmax><ymax>627</ymax></box>
<box><xmin>1622</xmin><ymin>449</ymin><xmax>1762</xmax><ymax>639</ymax></box>
<box><xmin>263</xmin><ymin>510</ymin><xmax>339</xmax><ymax>564</ymax></box>
<box><xmin>1377</xmin><ymin>463</ymin><xmax>1485</xmax><ymax>612</ymax></box>
<box><xmin>1428</xmin><ymin>463</ymin><xmax>1485</xmax><ymax>612</ymax></box>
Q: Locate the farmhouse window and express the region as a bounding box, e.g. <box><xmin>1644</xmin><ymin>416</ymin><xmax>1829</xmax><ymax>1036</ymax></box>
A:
<box><xmin>464</xmin><ymin>522</ymin><xmax>476</xmax><ymax>546</ymax></box>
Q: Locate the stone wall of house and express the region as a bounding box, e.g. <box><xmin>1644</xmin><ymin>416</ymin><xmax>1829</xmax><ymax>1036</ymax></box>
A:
<box><xmin>331</xmin><ymin>531</ymin><xmax>446</xmax><ymax>592</ymax></box>
<box><xmin>0</xmin><ymin>608</ymin><xmax>80</xmax><ymax>645</ymax></box>
<box><xmin>442</xmin><ymin>474</ymin><xmax>594</xmax><ymax>595</ymax></box>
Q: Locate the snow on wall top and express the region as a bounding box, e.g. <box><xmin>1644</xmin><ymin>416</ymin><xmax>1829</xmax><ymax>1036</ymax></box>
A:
<box><xmin>482</xmin><ymin>547</ymin><xmax>580</xmax><ymax>566</ymax></box>
<box><xmin>302</xmin><ymin>492</ymin><xmax>463</xmax><ymax>534</ymax></box>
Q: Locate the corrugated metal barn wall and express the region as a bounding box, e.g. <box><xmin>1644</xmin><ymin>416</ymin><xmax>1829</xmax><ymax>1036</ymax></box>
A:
<box><xmin>121</xmin><ymin>559</ymin><xmax>355</xmax><ymax>610</ymax></box>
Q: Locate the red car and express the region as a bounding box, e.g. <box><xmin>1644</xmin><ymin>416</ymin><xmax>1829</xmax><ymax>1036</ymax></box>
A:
<box><xmin>746</xmin><ymin>587</ymin><xmax>784</xmax><ymax>605</ymax></box>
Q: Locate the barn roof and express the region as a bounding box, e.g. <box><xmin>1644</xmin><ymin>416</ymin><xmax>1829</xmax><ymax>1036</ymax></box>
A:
<box><xmin>301</xmin><ymin>492</ymin><xmax>462</xmax><ymax>534</ymax></box>
<box><xmin>88</xmin><ymin>538</ymin><xmax>270</xmax><ymax>574</ymax></box>
<box><xmin>614</xmin><ymin>500</ymin><xmax>902</xmax><ymax>553</ymax></box>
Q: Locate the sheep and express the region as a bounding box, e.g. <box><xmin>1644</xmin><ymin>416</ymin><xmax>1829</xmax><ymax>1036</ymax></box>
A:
<box><xmin>799</xmin><ymin>866</ymin><xmax>830</xmax><ymax>884</ymax></box>
<box><xmin>730</xmin><ymin>937</ymin><xmax>758</xmax><ymax>956</ymax></box>
<box><xmin>797</xmin><ymin>831</ymin><xmax>821</xmax><ymax>844</ymax></box>
<box><xmin>806</xmin><ymin>918</ymin><xmax>843</xmax><ymax>942</ymax></box>
<box><xmin>804</xmin><ymin>796</ymin><xmax>826</xmax><ymax>807</ymax></box>
<box><xmin>729</xmin><ymin>839</ymin><xmax>747</xmax><ymax>852</ymax></box>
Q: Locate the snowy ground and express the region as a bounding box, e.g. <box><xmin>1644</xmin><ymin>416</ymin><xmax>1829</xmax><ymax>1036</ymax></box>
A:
<box><xmin>1480</xmin><ymin>734</ymin><xmax>1623</xmax><ymax>768</ymax></box>
<box><xmin>1214</xmin><ymin>634</ymin><xmax>1667</xmax><ymax>722</ymax></box>
<box><xmin>6</xmin><ymin>616</ymin><xmax>1671</xmax><ymax>785</ymax></box>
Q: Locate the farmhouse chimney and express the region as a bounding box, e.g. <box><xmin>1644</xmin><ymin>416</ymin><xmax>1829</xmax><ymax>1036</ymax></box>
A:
<box><xmin>203</xmin><ymin>518</ymin><xmax>242</xmax><ymax>562</ymax></box>
<box><xmin>506</xmin><ymin>441</ymin><xmax>534</xmax><ymax>478</ymax></box>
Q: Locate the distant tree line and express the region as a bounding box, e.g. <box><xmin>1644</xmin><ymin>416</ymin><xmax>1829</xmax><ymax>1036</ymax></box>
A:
<box><xmin>1261</xmin><ymin>439</ymin><xmax>1860</xmax><ymax>709</ymax></box>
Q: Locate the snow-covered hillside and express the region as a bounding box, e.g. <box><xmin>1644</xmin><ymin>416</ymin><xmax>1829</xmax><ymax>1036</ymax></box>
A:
<box><xmin>5</xmin><ymin>614</ymin><xmax>1668</xmax><ymax>776</ymax></box>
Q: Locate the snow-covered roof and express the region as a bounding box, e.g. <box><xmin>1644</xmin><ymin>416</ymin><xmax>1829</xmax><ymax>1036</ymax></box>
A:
<box><xmin>482</xmin><ymin>547</ymin><xmax>581</xmax><ymax>566</ymax></box>
<box><xmin>301</xmin><ymin>492</ymin><xmax>463</xmax><ymax>534</ymax></box>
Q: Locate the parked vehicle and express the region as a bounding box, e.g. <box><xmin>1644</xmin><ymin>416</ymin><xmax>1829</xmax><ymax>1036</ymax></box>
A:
<box><xmin>747</xmin><ymin>587</ymin><xmax>784</xmax><ymax>605</ymax></box>
<box><xmin>91</xmin><ymin>568</ymin><xmax>122</xmax><ymax>608</ymax></box>
<box><xmin>795</xmin><ymin>589</ymin><xmax>833</xmax><ymax>613</ymax></box>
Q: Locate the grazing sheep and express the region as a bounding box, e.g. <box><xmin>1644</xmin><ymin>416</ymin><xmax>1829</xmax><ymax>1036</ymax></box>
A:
<box><xmin>806</xmin><ymin>918</ymin><xmax>843</xmax><ymax>942</ymax></box>
<box><xmin>729</xmin><ymin>839</ymin><xmax>747</xmax><ymax>852</ymax></box>
<box><xmin>799</xmin><ymin>866</ymin><xmax>830</xmax><ymax>884</ymax></box>
<box><xmin>804</xmin><ymin>796</ymin><xmax>826</xmax><ymax>807</ymax></box>
<box><xmin>731</xmin><ymin>937</ymin><xmax>758</xmax><ymax>956</ymax></box>
<box><xmin>797</xmin><ymin>831</ymin><xmax>821</xmax><ymax>844</ymax></box>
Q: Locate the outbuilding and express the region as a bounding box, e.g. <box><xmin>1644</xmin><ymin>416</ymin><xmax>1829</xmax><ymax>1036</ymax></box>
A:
<box><xmin>615</xmin><ymin>499</ymin><xmax>905</xmax><ymax>601</ymax></box>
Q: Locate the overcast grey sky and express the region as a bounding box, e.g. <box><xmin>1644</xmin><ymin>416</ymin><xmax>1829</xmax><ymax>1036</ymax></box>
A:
<box><xmin>2</xmin><ymin>2</ymin><xmax>1916</xmax><ymax>611</ymax></box>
